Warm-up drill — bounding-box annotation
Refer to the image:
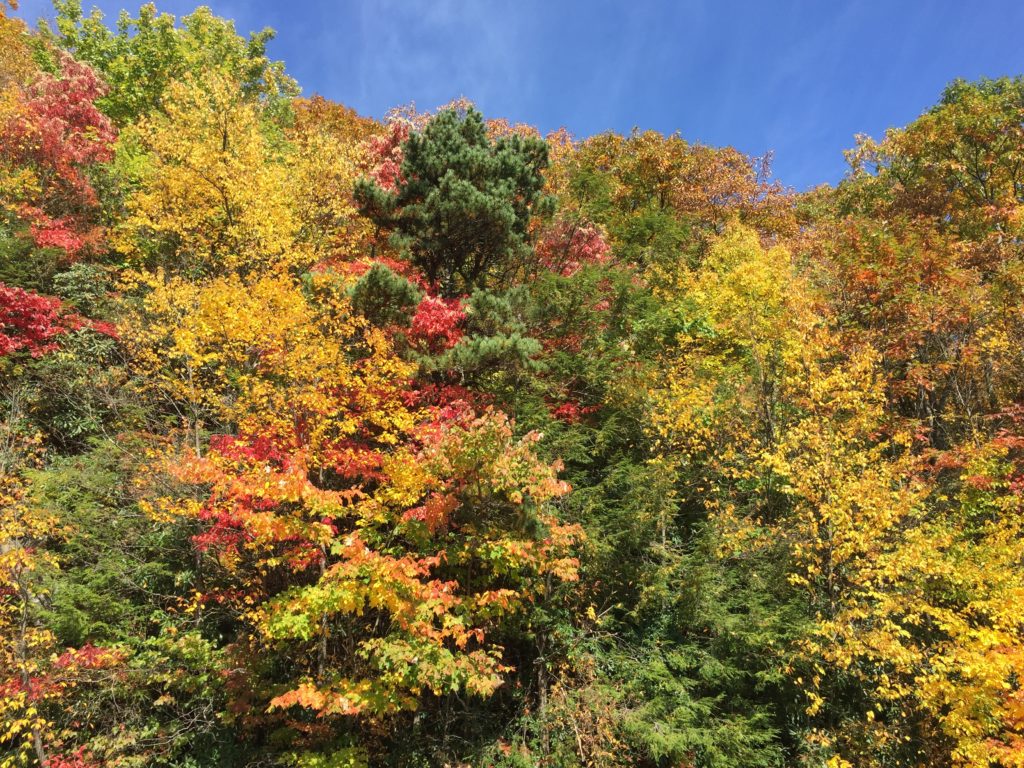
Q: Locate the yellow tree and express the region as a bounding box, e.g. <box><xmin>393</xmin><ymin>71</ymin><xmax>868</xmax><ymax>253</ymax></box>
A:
<box><xmin>287</xmin><ymin>96</ymin><xmax>381</xmax><ymax>265</ymax></box>
<box><xmin>646</xmin><ymin>222</ymin><xmax>820</xmax><ymax>494</ymax></box>
<box><xmin>115</xmin><ymin>72</ymin><xmax>301</xmax><ymax>275</ymax></box>
<box><xmin>123</xmin><ymin>268</ymin><xmax>414</xmax><ymax>448</ymax></box>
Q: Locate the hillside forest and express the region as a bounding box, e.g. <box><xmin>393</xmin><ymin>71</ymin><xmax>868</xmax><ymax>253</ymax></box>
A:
<box><xmin>2</xmin><ymin>2</ymin><xmax>1024</xmax><ymax>767</ymax></box>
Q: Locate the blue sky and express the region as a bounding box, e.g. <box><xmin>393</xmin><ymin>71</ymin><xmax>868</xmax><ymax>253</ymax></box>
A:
<box><xmin>14</xmin><ymin>0</ymin><xmax>1024</xmax><ymax>190</ymax></box>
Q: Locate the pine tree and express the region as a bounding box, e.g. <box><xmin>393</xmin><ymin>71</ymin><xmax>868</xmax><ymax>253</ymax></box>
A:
<box><xmin>355</xmin><ymin>107</ymin><xmax>553</xmax><ymax>296</ymax></box>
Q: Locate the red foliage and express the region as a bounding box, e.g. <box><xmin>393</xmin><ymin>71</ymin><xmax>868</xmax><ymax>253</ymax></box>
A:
<box><xmin>535</xmin><ymin>219</ymin><xmax>611</xmax><ymax>277</ymax></box>
<box><xmin>51</xmin><ymin>644</ymin><xmax>124</xmax><ymax>671</ymax></box>
<box><xmin>190</xmin><ymin>430</ymin><xmax>371</xmax><ymax>569</ymax></box>
<box><xmin>208</xmin><ymin>433</ymin><xmax>290</xmax><ymax>468</ymax></box>
<box><xmin>46</xmin><ymin>748</ymin><xmax>100</xmax><ymax>768</ymax></box>
<box><xmin>0</xmin><ymin>282</ymin><xmax>78</xmax><ymax>357</ymax></box>
<box><xmin>24</xmin><ymin>208</ymin><xmax>84</xmax><ymax>253</ymax></box>
<box><xmin>89</xmin><ymin>319</ymin><xmax>118</xmax><ymax>338</ymax></box>
<box><xmin>321</xmin><ymin>439</ymin><xmax>386</xmax><ymax>481</ymax></box>
<box><xmin>3</xmin><ymin>53</ymin><xmax>116</xmax><ymax>257</ymax></box>
<box><xmin>0</xmin><ymin>281</ymin><xmax>117</xmax><ymax>357</ymax></box>
<box><xmin>14</xmin><ymin>53</ymin><xmax>116</xmax><ymax>197</ymax></box>
<box><xmin>550</xmin><ymin>400</ymin><xmax>600</xmax><ymax>424</ymax></box>
<box><xmin>409</xmin><ymin>295</ymin><xmax>466</xmax><ymax>352</ymax></box>
<box><xmin>365</xmin><ymin>122</ymin><xmax>409</xmax><ymax>192</ymax></box>
<box><xmin>0</xmin><ymin>644</ymin><xmax>124</xmax><ymax>709</ymax></box>
<box><xmin>402</xmin><ymin>384</ymin><xmax>486</xmax><ymax>434</ymax></box>
<box><xmin>402</xmin><ymin>491</ymin><xmax>459</xmax><ymax>533</ymax></box>
<box><xmin>192</xmin><ymin>504</ymin><xmax>249</xmax><ymax>555</ymax></box>
<box><xmin>311</xmin><ymin>255</ymin><xmax>427</xmax><ymax>289</ymax></box>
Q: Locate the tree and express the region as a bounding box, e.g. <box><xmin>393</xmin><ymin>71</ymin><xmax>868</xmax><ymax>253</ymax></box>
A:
<box><xmin>0</xmin><ymin>422</ymin><xmax>59</xmax><ymax>768</ymax></box>
<box><xmin>0</xmin><ymin>23</ymin><xmax>116</xmax><ymax>261</ymax></box>
<box><xmin>114</xmin><ymin>73</ymin><xmax>299</xmax><ymax>276</ymax></box>
<box><xmin>0</xmin><ymin>283</ymin><xmax>87</xmax><ymax>358</ymax></box>
<box><xmin>125</xmin><ymin>263</ymin><xmax>580</xmax><ymax>763</ymax></box>
<box><xmin>554</xmin><ymin>129</ymin><xmax>795</xmax><ymax>272</ymax></box>
<box><xmin>45</xmin><ymin>0</ymin><xmax>298</xmax><ymax>125</ymax></box>
<box><xmin>843</xmin><ymin>77</ymin><xmax>1024</xmax><ymax>242</ymax></box>
<box><xmin>288</xmin><ymin>97</ymin><xmax>382</xmax><ymax>265</ymax></box>
<box><xmin>355</xmin><ymin>106</ymin><xmax>553</xmax><ymax>296</ymax></box>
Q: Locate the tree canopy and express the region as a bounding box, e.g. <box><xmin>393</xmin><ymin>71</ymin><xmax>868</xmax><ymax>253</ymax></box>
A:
<box><xmin>2</xmin><ymin>4</ymin><xmax>1024</xmax><ymax>767</ymax></box>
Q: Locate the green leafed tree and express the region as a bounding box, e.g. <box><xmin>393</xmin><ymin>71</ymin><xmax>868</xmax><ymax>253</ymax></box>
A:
<box><xmin>43</xmin><ymin>0</ymin><xmax>298</xmax><ymax>124</ymax></box>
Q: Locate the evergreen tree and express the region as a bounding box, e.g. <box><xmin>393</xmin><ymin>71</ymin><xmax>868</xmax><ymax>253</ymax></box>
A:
<box><xmin>355</xmin><ymin>107</ymin><xmax>553</xmax><ymax>296</ymax></box>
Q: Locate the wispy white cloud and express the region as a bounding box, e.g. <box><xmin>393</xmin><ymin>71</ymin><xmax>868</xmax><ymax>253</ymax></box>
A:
<box><xmin>351</xmin><ymin>0</ymin><xmax>527</xmax><ymax>117</ymax></box>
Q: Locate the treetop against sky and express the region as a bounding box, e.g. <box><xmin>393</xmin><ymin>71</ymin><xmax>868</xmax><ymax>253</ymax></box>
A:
<box><xmin>14</xmin><ymin>0</ymin><xmax>1024</xmax><ymax>190</ymax></box>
